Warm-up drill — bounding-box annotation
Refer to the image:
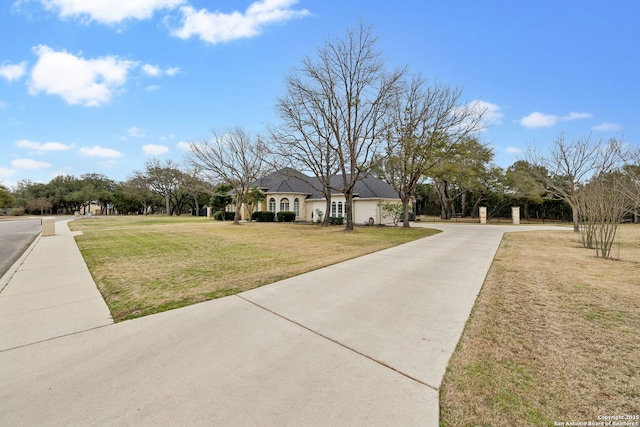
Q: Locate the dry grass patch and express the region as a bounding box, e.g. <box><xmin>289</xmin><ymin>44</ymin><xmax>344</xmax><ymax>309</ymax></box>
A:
<box><xmin>70</xmin><ymin>217</ymin><xmax>438</xmax><ymax>321</ymax></box>
<box><xmin>440</xmin><ymin>225</ymin><xmax>640</xmax><ymax>426</ymax></box>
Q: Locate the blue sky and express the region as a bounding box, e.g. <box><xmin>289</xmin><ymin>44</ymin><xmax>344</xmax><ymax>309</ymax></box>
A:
<box><xmin>1</xmin><ymin>0</ymin><xmax>638</xmax><ymax>188</ymax></box>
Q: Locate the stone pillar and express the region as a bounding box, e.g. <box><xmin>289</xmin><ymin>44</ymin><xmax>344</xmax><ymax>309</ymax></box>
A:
<box><xmin>479</xmin><ymin>207</ymin><xmax>487</xmax><ymax>224</ymax></box>
<box><xmin>512</xmin><ymin>206</ymin><xmax>520</xmax><ymax>225</ymax></box>
<box><xmin>42</xmin><ymin>218</ymin><xmax>56</xmax><ymax>236</ymax></box>
<box><xmin>206</xmin><ymin>206</ymin><xmax>212</xmax><ymax>219</ymax></box>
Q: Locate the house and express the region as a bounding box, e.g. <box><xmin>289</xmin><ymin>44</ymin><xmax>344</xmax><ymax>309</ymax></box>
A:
<box><xmin>237</xmin><ymin>168</ymin><xmax>405</xmax><ymax>224</ymax></box>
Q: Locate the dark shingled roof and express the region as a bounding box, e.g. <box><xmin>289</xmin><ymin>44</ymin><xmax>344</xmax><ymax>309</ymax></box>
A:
<box><xmin>249</xmin><ymin>168</ymin><xmax>399</xmax><ymax>200</ymax></box>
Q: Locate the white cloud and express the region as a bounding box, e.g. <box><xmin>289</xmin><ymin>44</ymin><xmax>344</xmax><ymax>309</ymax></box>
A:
<box><xmin>506</xmin><ymin>146</ymin><xmax>523</xmax><ymax>155</ymax></box>
<box><xmin>141</xmin><ymin>64</ymin><xmax>179</xmax><ymax>78</ymax></box>
<box><xmin>142</xmin><ymin>64</ymin><xmax>161</xmax><ymax>77</ymax></box>
<box><xmin>470</xmin><ymin>100</ymin><xmax>503</xmax><ymax>127</ymax></box>
<box><xmin>176</xmin><ymin>141</ymin><xmax>193</xmax><ymax>151</ymax></box>
<box><xmin>16</xmin><ymin>139</ymin><xmax>75</xmax><ymax>154</ymax></box>
<box><xmin>128</xmin><ymin>127</ymin><xmax>146</xmax><ymax>137</ymax></box>
<box><xmin>519</xmin><ymin>111</ymin><xmax>592</xmax><ymax>128</ymax></box>
<box><xmin>520</xmin><ymin>112</ymin><xmax>558</xmax><ymax>128</ymax></box>
<box><xmin>40</xmin><ymin>0</ymin><xmax>186</xmax><ymax>24</ymax></box>
<box><xmin>80</xmin><ymin>145</ymin><xmax>123</xmax><ymax>158</ymax></box>
<box><xmin>171</xmin><ymin>0</ymin><xmax>310</xmax><ymax>44</ymax></box>
<box><xmin>564</xmin><ymin>112</ymin><xmax>592</xmax><ymax>120</ymax></box>
<box><xmin>0</xmin><ymin>167</ymin><xmax>16</xmax><ymax>178</ymax></box>
<box><xmin>143</xmin><ymin>144</ymin><xmax>170</xmax><ymax>155</ymax></box>
<box><xmin>28</xmin><ymin>45</ymin><xmax>137</xmax><ymax>107</ymax></box>
<box><xmin>592</xmin><ymin>122</ymin><xmax>621</xmax><ymax>132</ymax></box>
<box><xmin>50</xmin><ymin>166</ymin><xmax>74</xmax><ymax>178</ymax></box>
<box><xmin>11</xmin><ymin>158</ymin><xmax>52</xmax><ymax>169</ymax></box>
<box><xmin>0</xmin><ymin>61</ymin><xmax>27</xmax><ymax>81</ymax></box>
<box><xmin>146</xmin><ymin>85</ymin><xmax>161</xmax><ymax>92</ymax></box>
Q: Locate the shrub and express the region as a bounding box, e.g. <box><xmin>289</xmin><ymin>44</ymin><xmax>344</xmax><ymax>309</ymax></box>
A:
<box><xmin>277</xmin><ymin>211</ymin><xmax>296</xmax><ymax>222</ymax></box>
<box><xmin>252</xmin><ymin>211</ymin><xmax>275</xmax><ymax>222</ymax></box>
<box><xmin>213</xmin><ymin>211</ymin><xmax>235</xmax><ymax>221</ymax></box>
<box><xmin>329</xmin><ymin>216</ymin><xmax>344</xmax><ymax>225</ymax></box>
<box><xmin>382</xmin><ymin>202</ymin><xmax>404</xmax><ymax>226</ymax></box>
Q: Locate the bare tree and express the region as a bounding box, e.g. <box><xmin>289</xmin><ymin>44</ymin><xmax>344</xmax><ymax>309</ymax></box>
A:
<box><xmin>271</xmin><ymin>76</ymin><xmax>339</xmax><ymax>226</ymax></box>
<box><xmin>621</xmin><ymin>148</ymin><xmax>640</xmax><ymax>219</ymax></box>
<box><xmin>276</xmin><ymin>23</ymin><xmax>404</xmax><ymax>230</ymax></box>
<box><xmin>376</xmin><ymin>75</ymin><xmax>487</xmax><ymax>227</ymax></box>
<box><xmin>186</xmin><ymin>127</ymin><xmax>268</xmax><ymax>225</ymax></box>
<box><xmin>526</xmin><ymin>134</ymin><xmax>623</xmax><ymax>233</ymax></box>
<box><xmin>578</xmin><ymin>172</ymin><xmax>629</xmax><ymax>259</ymax></box>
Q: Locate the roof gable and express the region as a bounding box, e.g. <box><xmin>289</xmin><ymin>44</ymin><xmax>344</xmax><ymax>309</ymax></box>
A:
<box><xmin>249</xmin><ymin>168</ymin><xmax>399</xmax><ymax>199</ymax></box>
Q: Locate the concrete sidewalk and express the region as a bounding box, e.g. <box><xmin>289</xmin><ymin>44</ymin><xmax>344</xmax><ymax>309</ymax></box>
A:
<box><xmin>0</xmin><ymin>220</ymin><xmax>113</xmax><ymax>350</ymax></box>
<box><xmin>0</xmin><ymin>222</ymin><xmax>566</xmax><ymax>426</ymax></box>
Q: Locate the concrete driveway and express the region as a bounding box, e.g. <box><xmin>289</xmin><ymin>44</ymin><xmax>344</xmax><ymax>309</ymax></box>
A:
<box><xmin>0</xmin><ymin>223</ymin><xmax>566</xmax><ymax>426</ymax></box>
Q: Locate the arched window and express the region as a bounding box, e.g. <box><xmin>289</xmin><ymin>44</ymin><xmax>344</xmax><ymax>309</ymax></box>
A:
<box><xmin>280</xmin><ymin>198</ymin><xmax>290</xmax><ymax>211</ymax></box>
<box><xmin>331</xmin><ymin>201</ymin><xmax>337</xmax><ymax>217</ymax></box>
<box><xmin>338</xmin><ymin>201</ymin><xmax>343</xmax><ymax>217</ymax></box>
<box><xmin>293</xmin><ymin>198</ymin><xmax>300</xmax><ymax>216</ymax></box>
<box><xmin>268</xmin><ymin>198</ymin><xmax>276</xmax><ymax>212</ymax></box>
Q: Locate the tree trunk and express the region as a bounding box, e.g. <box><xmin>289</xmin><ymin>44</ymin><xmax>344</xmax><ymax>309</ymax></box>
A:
<box><xmin>439</xmin><ymin>180</ymin><xmax>451</xmax><ymax>220</ymax></box>
<box><xmin>323</xmin><ymin>193</ymin><xmax>331</xmax><ymax>226</ymax></box>
<box><xmin>234</xmin><ymin>193</ymin><xmax>244</xmax><ymax>225</ymax></box>
<box><xmin>165</xmin><ymin>191</ymin><xmax>171</xmax><ymax>216</ymax></box>
<box><xmin>471</xmin><ymin>196</ymin><xmax>484</xmax><ymax>218</ymax></box>
<box><xmin>572</xmin><ymin>205</ymin><xmax>580</xmax><ymax>233</ymax></box>
<box><xmin>460</xmin><ymin>190</ymin><xmax>467</xmax><ymax>217</ymax></box>
<box><xmin>345</xmin><ymin>190</ymin><xmax>354</xmax><ymax>231</ymax></box>
<box><xmin>402</xmin><ymin>196</ymin><xmax>411</xmax><ymax>228</ymax></box>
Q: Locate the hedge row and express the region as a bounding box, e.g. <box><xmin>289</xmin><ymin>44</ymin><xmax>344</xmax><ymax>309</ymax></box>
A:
<box><xmin>250</xmin><ymin>211</ymin><xmax>298</xmax><ymax>222</ymax></box>
<box><xmin>213</xmin><ymin>211</ymin><xmax>235</xmax><ymax>221</ymax></box>
<box><xmin>329</xmin><ymin>216</ymin><xmax>344</xmax><ymax>225</ymax></box>
<box><xmin>252</xmin><ymin>211</ymin><xmax>276</xmax><ymax>222</ymax></box>
<box><xmin>277</xmin><ymin>211</ymin><xmax>296</xmax><ymax>222</ymax></box>
<box><xmin>218</xmin><ymin>210</ymin><xmax>344</xmax><ymax>224</ymax></box>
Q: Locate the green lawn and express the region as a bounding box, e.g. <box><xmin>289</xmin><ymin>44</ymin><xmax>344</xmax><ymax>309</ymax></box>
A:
<box><xmin>70</xmin><ymin>216</ymin><xmax>439</xmax><ymax>321</ymax></box>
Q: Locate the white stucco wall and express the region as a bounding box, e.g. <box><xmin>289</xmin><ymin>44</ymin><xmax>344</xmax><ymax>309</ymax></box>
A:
<box><xmin>243</xmin><ymin>192</ymin><xmax>405</xmax><ymax>224</ymax></box>
<box><xmin>263</xmin><ymin>193</ymin><xmax>307</xmax><ymax>220</ymax></box>
<box><xmin>305</xmin><ymin>197</ymin><xmax>402</xmax><ymax>225</ymax></box>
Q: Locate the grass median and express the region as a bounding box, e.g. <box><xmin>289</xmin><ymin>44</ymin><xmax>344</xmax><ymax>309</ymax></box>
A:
<box><xmin>70</xmin><ymin>216</ymin><xmax>439</xmax><ymax>321</ymax></box>
<box><xmin>440</xmin><ymin>225</ymin><xmax>640</xmax><ymax>426</ymax></box>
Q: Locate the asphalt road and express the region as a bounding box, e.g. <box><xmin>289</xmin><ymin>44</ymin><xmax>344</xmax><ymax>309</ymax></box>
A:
<box><xmin>0</xmin><ymin>218</ymin><xmax>41</xmax><ymax>280</ymax></box>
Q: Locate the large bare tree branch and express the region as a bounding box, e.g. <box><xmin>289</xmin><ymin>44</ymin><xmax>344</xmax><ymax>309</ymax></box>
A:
<box><xmin>273</xmin><ymin>23</ymin><xmax>405</xmax><ymax>230</ymax></box>
<box><xmin>526</xmin><ymin>133</ymin><xmax>625</xmax><ymax>232</ymax></box>
<box><xmin>186</xmin><ymin>127</ymin><xmax>269</xmax><ymax>224</ymax></box>
<box><xmin>376</xmin><ymin>74</ymin><xmax>487</xmax><ymax>226</ymax></box>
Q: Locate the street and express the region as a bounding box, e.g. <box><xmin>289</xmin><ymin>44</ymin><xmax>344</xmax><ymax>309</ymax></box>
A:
<box><xmin>0</xmin><ymin>218</ymin><xmax>41</xmax><ymax>282</ymax></box>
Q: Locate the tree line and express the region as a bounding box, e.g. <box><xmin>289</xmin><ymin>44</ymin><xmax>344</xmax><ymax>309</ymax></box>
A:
<box><xmin>0</xmin><ymin>160</ymin><xmax>233</xmax><ymax>218</ymax></box>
